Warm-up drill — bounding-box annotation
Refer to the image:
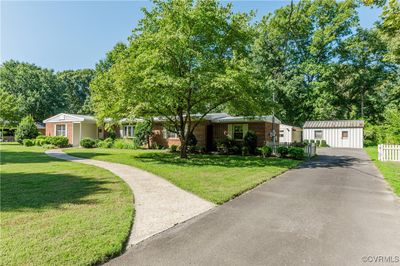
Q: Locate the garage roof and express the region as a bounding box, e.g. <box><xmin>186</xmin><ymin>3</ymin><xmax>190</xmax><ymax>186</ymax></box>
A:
<box><xmin>303</xmin><ymin>120</ymin><xmax>364</xmax><ymax>129</ymax></box>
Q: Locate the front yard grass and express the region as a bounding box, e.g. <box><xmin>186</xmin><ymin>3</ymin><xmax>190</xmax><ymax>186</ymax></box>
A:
<box><xmin>65</xmin><ymin>148</ymin><xmax>301</xmax><ymax>204</ymax></box>
<box><xmin>364</xmin><ymin>146</ymin><xmax>400</xmax><ymax>196</ymax></box>
<box><xmin>0</xmin><ymin>144</ymin><xmax>134</xmax><ymax>266</ymax></box>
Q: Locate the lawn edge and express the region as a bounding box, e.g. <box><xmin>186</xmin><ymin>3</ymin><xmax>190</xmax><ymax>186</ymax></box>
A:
<box><xmin>363</xmin><ymin>147</ymin><xmax>400</xmax><ymax>199</ymax></box>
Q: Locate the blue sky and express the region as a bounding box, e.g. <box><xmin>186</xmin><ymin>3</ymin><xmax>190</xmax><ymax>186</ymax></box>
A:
<box><xmin>1</xmin><ymin>1</ymin><xmax>381</xmax><ymax>72</ymax></box>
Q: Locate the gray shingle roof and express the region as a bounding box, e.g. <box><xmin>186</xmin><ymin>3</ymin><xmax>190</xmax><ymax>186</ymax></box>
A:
<box><xmin>303</xmin><ymin>120</ymin><xmax>364</xmax><ymax>129</ymax></box>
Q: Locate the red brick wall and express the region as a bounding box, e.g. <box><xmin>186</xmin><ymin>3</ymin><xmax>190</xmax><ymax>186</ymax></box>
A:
<box><xmin>212</xmin><ymin>122</ymin><xmax>279</xmax><ymax>146</ymax></box>
<box><xmin>45</xmin><ymin>122</ymin><xmax>74</xmax><ymax>144</ymax></box>
<box><xmin>150</xmin><ymin>122</ymin><xmax>207</xmax><ymax>148</ymax></box>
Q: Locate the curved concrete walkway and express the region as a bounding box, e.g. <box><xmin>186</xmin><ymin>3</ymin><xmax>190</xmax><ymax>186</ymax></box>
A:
<box><xmin>45</xmin><ymin>149</ymin><xmax>215</xmax><ymax>247</ymax></box>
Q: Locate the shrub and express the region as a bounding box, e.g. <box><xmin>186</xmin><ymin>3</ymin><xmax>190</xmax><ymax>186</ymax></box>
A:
<box><xmin>315</xmin><ymin>140</ymin><xmax>321</xmax><ymax>146</ymax></box>
<box><xmin>187</xmin><ymin>145</ymin><xmax>197</xmax><ymax>153</ymax></box>
<box><xmin>320</xmin><ymin>140</ymin><xmax>329</xmax><ymax>147</ymax></box>
<box><xmin>47</xmin><ymin>136</ymin><xmax>69</xmax><ymax>148</ymax></box>
<box><xmin>309</xmin><ymin>139</ymin><xmax>315</xmax><ymax>143</ymax></box>
<box><xmin>15</xmin><ymin>115</ymin><xmax>39</xmax><ymax>143</ymax></box>
<box><xmin>216</xmin><ymin>137</ymin><xmax>239</xmax><ymax>154</ymax></box>
<box><xmin>244</xmin><ymin>131</ymin><xmax>257</xmax><ymax>155</ymax></box>
<box><xmin>113</xmin><ymin>139</ymin><xmax>138</xmax><ymax>149</ymax></box>
<box><xmin>134</xmin><ymin>120</ymin><xmax>153</xmax><ymax>148</ymax></box>
<box><xmin>187</xmin><ymin>132</ymin><xmax>198</xmax><ymax>147</ymax></box>
<box><xmin>277</xmin><ymin>146</ymin><xmax>289</xmax><ymax>157</ymax></box>
<box><xmin>23</xmin><ymin>139</ymin><xmax>35</xmax><ymax>147</ymax></box>
<box><xmin>291</xmin><ymin>142</ymin><xmax>306</xmax><ymax>148</ymax></box>
<box><xmin>80</xmin><ymin>138</ymin><xmax>96</xmax><ymax>148</ymax></box>
<box><xmin>288</xmin><ymin>147</ymin><xmax>304</xmax><ymax>160</ymax></box>
<box><xmin>258</xmin><ymin>146</ymin><xmax>272</xmax><ymax>158</ymax></box>
<box><xmin>170</xmin><ymin>144</ymin><xmax>178</xmax><ymax>152</ymax></box>
<box><xmin>34</xmin><ymin>138</ymin><xmax>46</xmax><ymax>146</ymax></box>
<box><xmin>42</xmin><ymin>144</ymin><xmax>56</xmax><ymax>149</ymax></box>
<box><xmin>303</xmin><ymin>139</ymin><xmax>309</xmax><ymax>144</ymax></box>
<box><xmin>97</xmin><ymin>138</ymin><xmax>114</xmax><ymax>148</ymax></box>
<box><xmin>241</xmin><ymin>146</ymin><xmax>249</xmax><ymax>156</ymax></box>
<box><xmin>196</xmin><ymin>146</ymin><xmax>206</xmax><ymax>154</ymax></box>
<box><xmin>106</xmin><ymin>129</ymin><xmax>117</xmax><ymax>140</ymax></box>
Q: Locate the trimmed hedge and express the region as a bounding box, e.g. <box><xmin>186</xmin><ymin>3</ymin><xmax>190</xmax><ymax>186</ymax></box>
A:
<box><xmin>170</xmin><ymin>144</ymin><xmax>178</xmax><ymax>152</ymax></box>
<box><xmin>258</xmin><ymin>146</ymin><xmax>272</xmax><ymax>158</ymax></box>
<box><xmin>288</xmin><ymin>147</ymin><xmax>304</xmax><ymax>160</ymax></box>
<box><xmin>23</xmin><ymin>139</ymin><xmax>35</xmax><ymax>147</ymax></box>
<box><xmin>277</xmin><ymin>146</ymin><xmax>289</xmax><ymax>157</ymax></box>
<box><xmin>32</xmin><ymin>136</ymin><xmax>69</xmax><ymax>148</ymax></box>
<box><xmin>97</xmin><ymin>138</ymin><xmax>114</xmax><ymax>148</ymax></box>
<box><xmin>80</xmin><ymin>138</ymin><xmax>97</xmax><ymax>148</ymax></box>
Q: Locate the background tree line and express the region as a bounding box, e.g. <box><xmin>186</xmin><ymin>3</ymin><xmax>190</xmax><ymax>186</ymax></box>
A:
<box><xmin>0</xmin><ymin>61</ymin><xmax>95</xmax><ymax>124</ymax></box>
<box><xmin>1</xmin><ymin>0</ymin><xmax>398</xmax><ymax>149</ymax></box>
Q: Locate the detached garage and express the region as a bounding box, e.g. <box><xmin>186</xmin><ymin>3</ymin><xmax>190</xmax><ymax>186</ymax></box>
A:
<box><xmin>303</xmin><ymin>120</ymin><xmax>364</xmax><ymax>148</ymax></box>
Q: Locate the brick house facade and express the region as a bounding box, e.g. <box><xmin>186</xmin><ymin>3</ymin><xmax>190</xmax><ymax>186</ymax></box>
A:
<box><xmin>44</xmin><ymin>113</ymin><xmax>281</xmax><ymax>148</ymax></box>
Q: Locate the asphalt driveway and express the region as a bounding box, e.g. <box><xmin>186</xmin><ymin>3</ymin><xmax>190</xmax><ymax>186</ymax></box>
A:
<box><xmin>106</xmin><ymin>148</ymin><xmax>400</xmax><ymax>266</ymax></box>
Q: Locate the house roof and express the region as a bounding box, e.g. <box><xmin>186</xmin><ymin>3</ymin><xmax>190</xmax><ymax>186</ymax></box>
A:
<box><xmin>212</xmin><ymin>115</ymin><xmax>281</xmax><ymax>124</ymax></box>
<box><xmin>303</xmin><ymin>120</ymin><xmax>364</xmax><ymax>129</ymax></box>
<box><xmin>44</xmin><ymin>112</ymin><xmax>279</xmax><ymax>125</ymax></box>
<box><xmin>35</xmin><ymin>122</ymin><xmax>45</xmax><ymax>129</ymax></box>
<box><xmin>43</xmin><ymin>113</ymin><xmax>96</xmax><ymax>123</ymax></box>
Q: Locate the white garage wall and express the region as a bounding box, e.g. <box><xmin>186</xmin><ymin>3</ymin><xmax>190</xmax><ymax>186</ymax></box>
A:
<box><xmin>303</xmin><ymin>128</ymin><xmax>363</xmax><ymax>148</ymax></box>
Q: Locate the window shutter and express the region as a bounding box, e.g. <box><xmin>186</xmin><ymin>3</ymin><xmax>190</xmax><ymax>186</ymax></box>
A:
<box><xmin>228</xmin><ymin>124</ymin><xmax>233</xmax><ymax>138</ymax></box>
<box><xmin>243</xmin><ymin>124</ymin><xmax>248</xmax><ymax>138</ymax></box>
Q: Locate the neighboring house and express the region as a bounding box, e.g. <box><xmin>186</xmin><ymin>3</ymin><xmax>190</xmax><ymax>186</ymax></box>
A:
<box><xmin>279</xmin><ymin>124</ymin><xmax>302</xmax><ymax>143</ymax></box>
<box><xmin>35</xmin><ymin>122</ymin><xmax>46</xmax><ymax>135</ymax></box>
<box><xmin>43</xmin><ymin>112</ymin><xmax>281</xmax><ymax>149</ymax></box>
<box><xmin>303</xmin><ymin>120</ymin><xmax>364</xmax><ymax>148</ymax></box>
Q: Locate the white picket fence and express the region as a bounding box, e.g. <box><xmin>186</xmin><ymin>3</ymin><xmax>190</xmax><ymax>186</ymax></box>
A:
<box><xmin>378</xmin><ymin>144</ymin><xmax>400</xmax><ymax>162</ymax></box>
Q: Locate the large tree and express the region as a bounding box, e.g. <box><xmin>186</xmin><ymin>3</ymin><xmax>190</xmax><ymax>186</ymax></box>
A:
<box><xmin>91</xmin><ymin>0</ymin><xmax>269</xmax><ymax>158</ymax></box>
<box><xmin>0</xmin><ymin>60</ymin><xmax>63</xmax><ymax>121</ymax></box>
<box><xmin>57</xmin><ymin>69</ymin><xmax>95</xmax><ymax>114</ymax></box>
<box><xmin>252</xmin><ymin>0</ymin><xmax>358</xmax><ymax>125</ymax></box>
<box><xmin>336</xmin><ymin>27</ymin><xmax>395</xmax><ymax>120</ymax></box>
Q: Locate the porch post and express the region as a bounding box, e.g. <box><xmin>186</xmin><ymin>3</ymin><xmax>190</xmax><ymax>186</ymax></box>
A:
<box><xmin>79</xmin><ymin>123</ymin><xmax>82</xmax><ymax>147</ymax></box>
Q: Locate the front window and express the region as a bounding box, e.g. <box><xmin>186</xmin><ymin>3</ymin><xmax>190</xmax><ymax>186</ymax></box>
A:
<box><xmin>124</xmin><ymin>125</ymin><xmax>135</xmax><ymax>138</ymax></box>
<box><xmin>163</xmin><ymin>128</ymin><xmax>178</xmax><ymax>139</ymax></box>
<box><xmin>167</xmin><ymin>131</ymin><xmax>178</xmax><ymax>139</ymax></box>
<box><xmin>233</xmin><ymin>125</ymin><xmax>244</xmax><ymax>140</ymax></box>
<box><xmin>56</xmin><ymin>125</ymin><xmax>66</xmax><ymax>136</ymax></box>
<box><xmin>314</xmin><ymin>130</ymin><xmax>323</xmax><ymax>139</ymax></box>
<box><xmin>342</xmin><ymin>131</ymin><xmax>348</xmax><ymax>139</ymax></box>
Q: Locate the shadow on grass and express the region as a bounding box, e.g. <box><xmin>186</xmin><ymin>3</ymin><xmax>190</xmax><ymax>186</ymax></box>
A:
<box><xmin>1</xmin><ymin>151</ymin><xmax>59</xmax><ymax>165</ymax></box>
<box><xmin>1</xmin><ymin>171</ymin><xmax>112</xmax><ymax>211</ymax></box>
<box><xmin>67</xmin><ymin>151</ymin><xmax>297</xmax><ymax>168</ymax></box>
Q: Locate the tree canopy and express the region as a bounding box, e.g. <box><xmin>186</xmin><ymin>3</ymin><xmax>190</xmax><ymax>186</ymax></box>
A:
<box><xmin>91</xmin><ymin>0</ymin><xmax>270</xmax><ymax>157</ymax></box>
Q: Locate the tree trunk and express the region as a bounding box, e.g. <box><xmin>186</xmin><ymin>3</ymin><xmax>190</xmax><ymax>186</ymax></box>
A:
<box><xmin>180</xmin><ymin>141</ymin><xmax>188</xmax><ymax>158</ymax></box>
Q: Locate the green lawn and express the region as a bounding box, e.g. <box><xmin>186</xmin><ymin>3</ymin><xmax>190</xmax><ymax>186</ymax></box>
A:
<box><xmin>365</xmin><ymin>146</ymin><xmax>400</xmax><ymax>196</ymax></box>
<box><xmin>0</xmin><ymin>144</ymin><xmax>134</xmax><ymax>266</ymax></box>
<box><xmin>65</xmin><ymin>148</ymin><xmax>301</xmax><ymax>204</ymax></box>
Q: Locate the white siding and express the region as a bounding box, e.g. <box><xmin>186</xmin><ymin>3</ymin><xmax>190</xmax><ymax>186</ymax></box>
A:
<box><xmin>81</xmin><ymin>123</ymin><xmax>97</xmax><ymax>139</ymax></box>
<box><xmin>280</xmin><ymin>124</ymin><xmax>303</xmax><ymax>143</ymax></box>
<box><xmin>303</xmin><ymin>127</ymin><xmax>363</xmax><ymax>148</ymax></box>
